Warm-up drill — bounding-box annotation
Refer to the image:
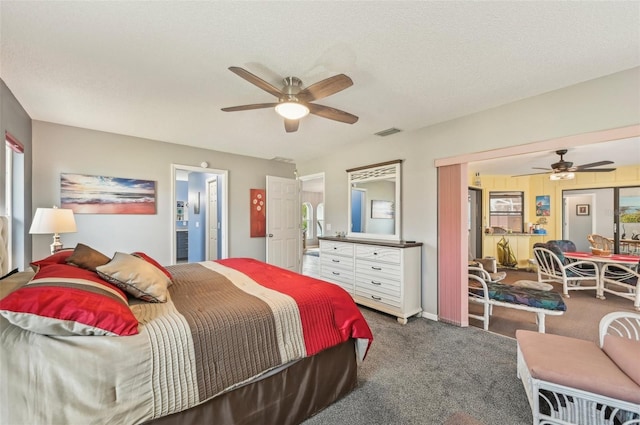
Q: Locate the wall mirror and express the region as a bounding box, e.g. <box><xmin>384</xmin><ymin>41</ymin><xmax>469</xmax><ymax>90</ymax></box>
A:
<box><xmin>347</xmin><ymin>160</ymin><xmax>402</xmax><ymax>241</ymax></box>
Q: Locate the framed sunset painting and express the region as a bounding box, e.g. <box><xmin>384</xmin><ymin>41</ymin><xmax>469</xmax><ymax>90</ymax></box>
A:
<box><xmin>61</xmin><ymin>173</ymin><xmax>156</xmax><ymax>214</ymax></box>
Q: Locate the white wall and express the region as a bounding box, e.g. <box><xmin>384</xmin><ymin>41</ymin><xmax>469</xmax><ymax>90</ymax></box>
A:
<box><xmin>31</xmin><ymin>121</ymin><xmax>295</xmax><ymax>264</ymax></box>
<box><xmin>297</xmin><ymin>67</ymin><xmax>640</xmax><ymax>318</ymax></box>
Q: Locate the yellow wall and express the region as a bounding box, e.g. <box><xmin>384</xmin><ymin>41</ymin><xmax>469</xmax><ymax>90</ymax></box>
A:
<box><xmin>470</xmin><ymin>165</ymin><xmax>640</xmax><ymax>241</ymax></box>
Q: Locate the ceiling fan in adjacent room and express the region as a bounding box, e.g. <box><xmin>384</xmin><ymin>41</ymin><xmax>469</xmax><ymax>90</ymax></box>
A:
<box><xmin>513</xmin><ymin>149</ymin><xmax>616</xmax><ymax>180</ymax></box>
<box><xmin>221</xmin><ymin>66</ymin><xmax>358</xmax><ymax>133</ymax></box>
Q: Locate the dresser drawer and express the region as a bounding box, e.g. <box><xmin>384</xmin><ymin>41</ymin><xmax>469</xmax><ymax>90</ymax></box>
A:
<box><xmin>355</xmin><ymin>275</ymin><xmax>400</xmax><ymax>298</ymax></box>
<box><xmin>320</xmin><ymin>240</ymin><xmax>354</xmax><ymax>256</ymax></box>
<box><xmin>356</xmin><ymin>259</ymin><xmax>401</xmax><ymax>282</ymax></box>
<box><xmin>320</xmin><ymin>253</ymin><xmax>353</xmax><ymax>270</ymax></box>
<box><xmin>355</xmin><ymin>286</ymin><xmax>401</xmax><ymax>309</ymax></box>
<box><xmin>355</xmin><ymin>245</ymin><xmax>400</xmax><ymax>264</ymax></box>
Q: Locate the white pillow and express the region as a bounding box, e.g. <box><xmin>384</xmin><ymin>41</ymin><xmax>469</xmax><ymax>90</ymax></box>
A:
<box><xmin>97</xmin><ymin>252</ymin><xmax>171</xmax><ymax>303</ymax></box>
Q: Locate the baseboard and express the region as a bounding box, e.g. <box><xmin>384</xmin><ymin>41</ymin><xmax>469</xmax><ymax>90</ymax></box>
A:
<box><xmin>421</xmin><ymin>312</ymin><xmax>438</xmax><ymax>321</ymax></box>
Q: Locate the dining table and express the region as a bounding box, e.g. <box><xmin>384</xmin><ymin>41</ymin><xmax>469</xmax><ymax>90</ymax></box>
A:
<box><xmin>564</xmin><ymin>251</ymin><xmax>640</xmax><ymax>298</ymax></box>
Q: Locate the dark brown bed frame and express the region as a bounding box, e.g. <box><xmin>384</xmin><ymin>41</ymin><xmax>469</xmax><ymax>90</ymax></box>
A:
<box><xmin>143</xmin><ymin>339</ymin><xmax>358</xmax><ymax>425</ymax></box>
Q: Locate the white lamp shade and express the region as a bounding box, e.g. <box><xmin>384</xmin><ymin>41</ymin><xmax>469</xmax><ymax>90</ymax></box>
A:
<box><xmin>29</xmin><ymin>208</ymin><xmax>77</xmax><ymax>234</ymax></box>
<box><xmin>275</xmin><ymin>102</ymin><xmax>310</xmax><ymax>120</ymax></box>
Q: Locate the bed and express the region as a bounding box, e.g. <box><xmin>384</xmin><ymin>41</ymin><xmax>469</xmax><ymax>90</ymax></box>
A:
<box><xmin>0</xmin><ymin>244</ymin><xmax>373</xmax><ymax>425</ymax></box>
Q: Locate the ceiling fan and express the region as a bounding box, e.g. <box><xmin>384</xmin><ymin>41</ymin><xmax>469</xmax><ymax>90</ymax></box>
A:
<box><xmin>513</xmin><ymin>149</ymin><xmax>616</xmax><ymax>179</ymax></box>
<box><xmin>221</xmin><ymin>66</ymin><xmax>358</xmax><ymax>133</ymax></box>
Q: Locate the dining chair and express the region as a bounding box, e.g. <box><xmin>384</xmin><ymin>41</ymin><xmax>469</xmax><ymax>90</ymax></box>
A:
<box><xmin>533</xmin><ymin>247</ymin><xmax>599</xmax><ymax>298</ymax></box>
<box><xmin>600</xmin><ymin>263</ymin><xmax>640</xmax><ymax>310</ymax></box>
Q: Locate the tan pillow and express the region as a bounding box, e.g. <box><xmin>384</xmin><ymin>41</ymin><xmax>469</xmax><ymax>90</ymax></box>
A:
<box><xmin>96</xmin><ymin>252</ymin><xmax>170</xmax><ymax>303</ymax></box>
<box><xmin>603</xmin><ymin>334</ymin><xmax>640</xmax><ymax>386</ymax></box>
<box><xmin>66</xmin><ymin>243</ymin><xmax>110</xmax><ymax>271</ymax></box>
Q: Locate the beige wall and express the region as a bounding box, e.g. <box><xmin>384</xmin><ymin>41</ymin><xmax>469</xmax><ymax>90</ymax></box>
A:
<box><xmin>31</xmin><ymin>121</ymin><xmax>295</xmax><ymax>264</ymax></box>
<box><xmin>297</xmin><ymin>67</ymin><xmax>640</xmax><ymax>319</ymax></box>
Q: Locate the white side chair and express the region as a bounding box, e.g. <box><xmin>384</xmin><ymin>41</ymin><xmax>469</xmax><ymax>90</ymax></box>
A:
<box><xmin>533</xmin><ymin>247</ymin><xmax>599</xmax><ymax>298</ymax></box>
<box><xmin>600</xmin><ymin>263</ymin><xmax>640</xmax><ymax>311</ymax></box>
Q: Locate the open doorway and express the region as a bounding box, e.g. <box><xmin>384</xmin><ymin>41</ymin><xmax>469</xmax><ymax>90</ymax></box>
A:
<box><xmin>299</xmin><ymin>172</ymin><xmax>324</xmax><ymax>277</ymax></box>
<box><xmin>171</xmin><ymin>164</ymin><xmax>228</xmax><ymax>265</ymax></box>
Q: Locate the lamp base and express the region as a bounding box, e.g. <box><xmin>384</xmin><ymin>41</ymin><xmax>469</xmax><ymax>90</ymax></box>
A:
<box><xmin>50</xmin><ymin>233</ymin><xmax>63</xmax><ymax>255</ymax></box>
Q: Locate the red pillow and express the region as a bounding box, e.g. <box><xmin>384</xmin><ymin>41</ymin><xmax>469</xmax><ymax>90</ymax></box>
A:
<box><xmin>30</xmin><ymin>249</ymin><xmax>75</xmax><ymax>271</ymax></box>
<box><xmin>0</xmin><ymin>263</ymin><xmax>139</xmax><ymax>336</ymax></box>
<box><xmin>132</xmin><ymin>252</ymin><xmax>173</xmax><ymax>282</ymax></box>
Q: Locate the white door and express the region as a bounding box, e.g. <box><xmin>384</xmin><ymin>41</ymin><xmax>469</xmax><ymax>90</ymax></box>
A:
<box><xmin>207</xmin><ymin>177</ymin><xmax>218</xmax><ymax>260</ymax></box>
<box><xmin>266</xmin><ymin>176</ymin><xmax>300</xmax><ymax>272</ymax></box>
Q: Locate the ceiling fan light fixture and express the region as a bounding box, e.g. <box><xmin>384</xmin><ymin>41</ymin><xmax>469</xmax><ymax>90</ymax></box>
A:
<box><xmin>275</xmin><ymin>102</ymin><xmax>309</xmax><ymax>120</ymax></box>
<box><xmin>549</xmin><ymin>171</ymin><xmax>575</xmax><ymax>181</ymax></box>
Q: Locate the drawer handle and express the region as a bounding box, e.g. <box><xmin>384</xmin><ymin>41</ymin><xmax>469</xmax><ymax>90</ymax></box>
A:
<box><xmin>371</xmin><ymin>266</ymin><xmax>382</xmax><ymax>270</ymax></box>
<box><xmin>332</xmin><ymin>259</ymin><xmax>340</xmax><ymax>263</ymax></box>
<box><xmin>373</xmin><ymin>252</ymin><xmax>378</xmax><ymax>255</ymax></box>
<box><xmin>332</xmin><ymin>271</ymin><xmax>340</xmax><ymax>276</ymax></box>
<box><xmin>333</xmin><ymin>247</ymin><xmax>337</xmax><ymax>250</ymax></box>
<box><xmin>371</xmin><ymin>295</ymin><xmax>382</xmax><ymax>301</ymax></box>
<box><xmin>371</xmin><ymin>281</ymin><xmax>382</xmax><ymax>285</ymax></box>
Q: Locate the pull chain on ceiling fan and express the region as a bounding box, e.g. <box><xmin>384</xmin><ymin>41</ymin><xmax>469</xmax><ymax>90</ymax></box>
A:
<box><xmin>512</xmin><ymin>149</ymin><xmax>616</xmax><ymax>179</ymax></box>
<box><xmin>221</xmin><ymin>66</ymin><xmax>358</xmax><ymax>133</ymax></box>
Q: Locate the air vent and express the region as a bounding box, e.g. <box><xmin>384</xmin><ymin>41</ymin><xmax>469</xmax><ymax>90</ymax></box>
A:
<box><xmin>271</xmin><ymin>156</ymin><xmax>295</xmax><ymax>163</ymax></box>
<box><xmin>374</xmin><ymin>127</ymin><xmax>402</xmax><ymax>137</ymax></box>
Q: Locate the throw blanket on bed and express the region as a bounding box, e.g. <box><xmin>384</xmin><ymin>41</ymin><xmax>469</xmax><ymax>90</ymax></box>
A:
<box><xmin>1</xmin><ymin>258</ymin><xmax>373</xmax><ymax>425</ymax></box>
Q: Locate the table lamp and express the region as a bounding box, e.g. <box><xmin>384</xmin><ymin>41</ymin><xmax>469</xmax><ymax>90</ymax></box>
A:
<box><xmin>29</xmin><ymin>207</ymin><xmax>77</xmax><ymax>254</ymax></box>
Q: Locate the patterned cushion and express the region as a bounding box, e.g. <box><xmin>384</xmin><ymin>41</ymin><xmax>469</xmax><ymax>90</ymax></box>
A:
<box><xmin>0</xmin><ymin>263</ymin><xmax>138</xmax><ymax>336</ymax></box>
<box><xmin>97</xmin><ymin>252</ymin><xmax>171</xmax><ymax>303</ymax></box>
<box><xmin>471</xmin><ymin>281</ymin><xmax>566</xmax><ymax>311</ymax></box>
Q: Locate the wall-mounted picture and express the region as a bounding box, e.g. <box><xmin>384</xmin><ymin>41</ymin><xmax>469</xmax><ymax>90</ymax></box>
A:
<box><xmin>576</xmin><ymin>204</ymin><xmax>590</xmax><ymax>216</ymax></box>
<box><xmin>250</xmin><ymin>189</ymin><xmax>266</xmax><ymax>237</ymax></box>
<box><xmin>61</xmin><ymin>173</ymin><xmax>156</xmax><ymax>214</ymax></box>
<box><xmin>536</xmin><ymin>195</ymin><xmax>550</xmax><ymax>216</ymax></box>
<box><xmin>371</xmin><ymin>200</ymin><xmax>394</xmax><ymax>219</ymax></box>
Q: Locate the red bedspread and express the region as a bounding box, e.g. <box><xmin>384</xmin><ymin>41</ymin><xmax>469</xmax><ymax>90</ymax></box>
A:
<box><xmin>218</xmin><ymin>258</ymin><xmax>373</xmax><ymax>359</ymax></box>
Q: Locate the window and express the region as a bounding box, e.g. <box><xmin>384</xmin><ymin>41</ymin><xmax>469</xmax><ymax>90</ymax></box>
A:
<box><xmin>302</xmin><ymin>202</ymin><xmax>313</xmax><ymax>239</ymax></box>
<box><xmin>489</xmin><ymin>191</ymin><xmax>524</xmax><ymax>233</ymax></box>
<box><xmin>316</xmin><ymin>203</ymin><xmax>324</xmax><ymax>237</ymax></box>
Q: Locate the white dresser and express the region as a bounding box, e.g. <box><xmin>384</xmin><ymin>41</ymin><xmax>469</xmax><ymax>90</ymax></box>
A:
<box><xmin>319</xmin><ymin>237</ymin><xmax>422</xmax><ymax>324</ymax></box>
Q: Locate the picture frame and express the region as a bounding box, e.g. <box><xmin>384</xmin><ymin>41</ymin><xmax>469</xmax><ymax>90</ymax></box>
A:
<box><xmin>371</xmin><ymin>200</ymin><xmax>394</xmax><ymax>219</ymax></box>
<box><xmin>576</xmin><ymin>204</ymin><xmax>590</xmax><ymax>216</ymax></box>
<box><xmin>61</xmin><ymin>173</ymin><xmax>156</xmax><ymax>214</ymax></box>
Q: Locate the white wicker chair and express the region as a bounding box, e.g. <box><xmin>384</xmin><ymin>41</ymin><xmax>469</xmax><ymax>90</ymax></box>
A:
<box><xmin>517</xmin><ymin>311</ymin><xmax>640</xmax><ymax>425</ymax></box>
<box><xmin>600</xmin><ymin>263</ymin><xmax>640</xmax><ymax>311</ymax></box>
<box><xmin>533</xmin><ymin>246</ymin><xmax>598</xmax><ymax>298</ymax></box>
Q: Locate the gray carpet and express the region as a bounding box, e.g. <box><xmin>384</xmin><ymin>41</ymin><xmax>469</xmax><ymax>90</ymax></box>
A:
<box><xmin>303</xmin><ymin>307</ymin><xmax>531</xmax><ymax>425</ymax></box>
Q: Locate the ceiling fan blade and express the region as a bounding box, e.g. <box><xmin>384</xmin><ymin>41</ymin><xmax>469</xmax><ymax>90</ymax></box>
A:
<box><xmin>511</xmin><ymin>171</ymin><xmax>549</xmax><ymax>177</ymax></box>
<box><xmin>574</xmin><ymin>168</ymin><xmax>616</xmax><ymax>173</ymax></box>
<box><xmin>573</xmin><ymin>160</ymin><xmax>614</xmax><ymax>169</ymax></box>
<box><xmin>228</xmin><ymin>67</ymin><xmax>282</xmax><ymax>98</ymax></box>
<box><xmin>307</xmin><ymin>103</ymin><xmax>358</xmax><ymax>124</ymax></box>
<box><xmin>284</xmin><ymin>119</ymin><xmax>299</xmax><ymax>133</ymax></box>
<box><xmin>221</xmin><ymin>103</ymin><xmax>278</xmax><ymax>112</ymax></box>
<box><xmin>532</xmin><ymin>167</ymin><xmax>552</xmax><ymax>171</ymax></box>
<box><xmin>297</xmin><ymin>74</ymin><xmax>353</xmax><ymax>102</ymax></box>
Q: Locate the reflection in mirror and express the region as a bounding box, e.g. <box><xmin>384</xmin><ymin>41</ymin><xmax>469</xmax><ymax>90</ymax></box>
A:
<box><xmin>347</xmin><ymin>160</ymin><xmax>402</xmax><ymax>241</ymax></box>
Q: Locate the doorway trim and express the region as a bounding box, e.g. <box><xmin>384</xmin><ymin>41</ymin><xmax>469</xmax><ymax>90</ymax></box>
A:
<box><xmin>170</xmin><ymin>164</ymin><xmax>229</xmax><ymax>265</ymax></box>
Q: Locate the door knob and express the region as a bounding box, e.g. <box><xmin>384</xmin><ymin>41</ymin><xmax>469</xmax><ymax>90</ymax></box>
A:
<box><xmin>268</xmin><ymin>234</ymin><xmax>274</xmax><ymax>237</ymax></box>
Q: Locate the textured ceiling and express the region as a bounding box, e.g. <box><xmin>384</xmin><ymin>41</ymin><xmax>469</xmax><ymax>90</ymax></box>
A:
<box><xmin>1</xmin><ymin>1</ymin><xmax>639</xmax><ymax>164</ymax></box>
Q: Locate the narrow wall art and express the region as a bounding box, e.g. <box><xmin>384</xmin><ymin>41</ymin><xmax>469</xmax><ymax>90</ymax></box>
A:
<box><xmin>250</xmin><ymin>189</ymin><xmax>266</xmax><ymax>237</ymax></box>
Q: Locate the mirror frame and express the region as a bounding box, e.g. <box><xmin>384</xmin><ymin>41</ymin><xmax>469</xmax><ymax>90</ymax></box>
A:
<box><xmin>347</xmin><ymin>159</ymin><xmax>402</xmax><ymax>241</ymax></box>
